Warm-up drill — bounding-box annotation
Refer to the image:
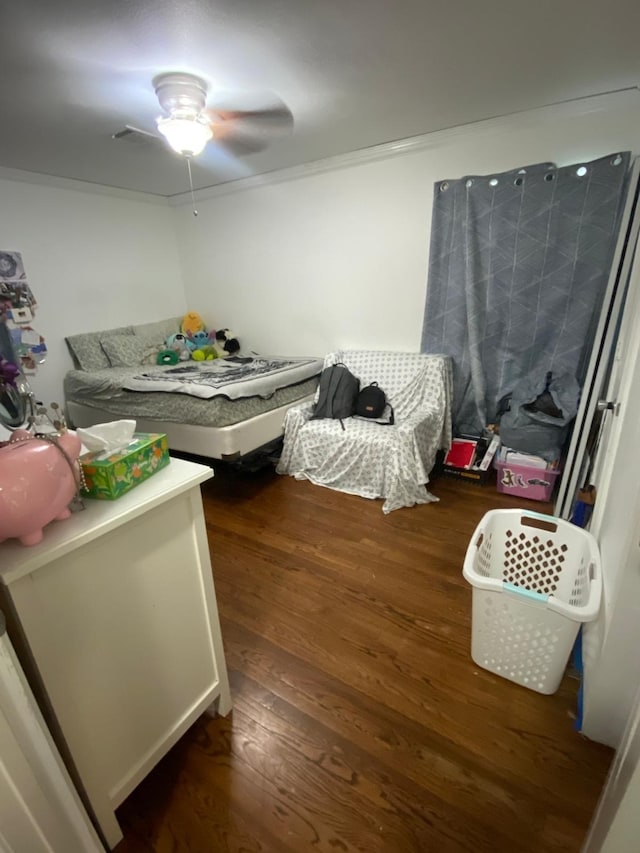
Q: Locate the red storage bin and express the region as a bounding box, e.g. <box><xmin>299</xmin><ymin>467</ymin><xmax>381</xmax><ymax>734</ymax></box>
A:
<box><xmin>495</xmin><ymin>459</ymin><xmax>560</xmax><ymax>502</ymax></box>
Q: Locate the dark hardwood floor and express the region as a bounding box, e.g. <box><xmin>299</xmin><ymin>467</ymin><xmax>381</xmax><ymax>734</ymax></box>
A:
<box><xmin>115</xmin><ymin>466</ymin><xmax>612</xmax><ymax>852</ymax></box>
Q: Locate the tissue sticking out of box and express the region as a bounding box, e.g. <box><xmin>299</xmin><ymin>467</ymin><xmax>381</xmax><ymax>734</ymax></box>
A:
<box><xmin>77</xmin><ymin>420</ymin><xmax>137</xmax><ymax>457</ymax></box>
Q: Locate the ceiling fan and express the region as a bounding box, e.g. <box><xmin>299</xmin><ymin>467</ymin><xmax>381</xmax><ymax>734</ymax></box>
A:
<box><xmin>113</xmin><ymin>72</ymin><xmax>294</xmax><ymax>159</ymax></box>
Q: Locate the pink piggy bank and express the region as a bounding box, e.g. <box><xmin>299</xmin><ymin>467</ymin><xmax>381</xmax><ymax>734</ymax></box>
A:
<box><xmin>0</xmin><ymin>430</ymin><xmax>82</xmax><ymax>546</ymax></box>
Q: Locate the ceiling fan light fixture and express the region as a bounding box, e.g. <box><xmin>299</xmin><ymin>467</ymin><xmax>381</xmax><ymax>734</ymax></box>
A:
<box><xmin>156</xmin><ymin>114</ymin><xmax>212</xmax><ymax>157</ymax></box>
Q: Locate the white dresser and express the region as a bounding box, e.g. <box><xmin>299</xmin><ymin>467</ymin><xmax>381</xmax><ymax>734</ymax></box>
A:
<box><xmin>0</xmin><ymin>458</ymin><xmax>231</xmax><ymax>849</ymax></box>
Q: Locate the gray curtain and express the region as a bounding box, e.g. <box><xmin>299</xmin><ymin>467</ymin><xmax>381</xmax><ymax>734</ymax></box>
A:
<box><xmin>421</xmin><ymin>152</ymin><xmax>631</xmax><ymax>435</ymax></box>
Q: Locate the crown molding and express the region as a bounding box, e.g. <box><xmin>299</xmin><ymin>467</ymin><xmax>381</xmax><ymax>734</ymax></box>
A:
<box><xmin>168</xmin><ymin>86</ymin><xmax>640</xmax><ymax>207</ymax></box>
<box><xmin>0</xmin><ymin>165</ymin><xmax>168</xmax><ymax>205</ymax></box>
<box><xmin>1</xmin><ymin>86</ymin><xmax>637</xmax><ymax>206</ymax></box>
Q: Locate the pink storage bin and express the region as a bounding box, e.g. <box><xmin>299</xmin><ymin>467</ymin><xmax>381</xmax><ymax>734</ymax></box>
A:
<box><xmin>495</xmin><ymin>459</ymin><xmax>560</xmax><ymax>502</ymax></box>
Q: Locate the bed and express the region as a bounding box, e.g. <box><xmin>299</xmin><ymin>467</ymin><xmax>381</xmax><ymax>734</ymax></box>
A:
<box><xmin>64</xmin><ymin>318</ymin><xmax>322</xmax><ymax>460</ymax></box>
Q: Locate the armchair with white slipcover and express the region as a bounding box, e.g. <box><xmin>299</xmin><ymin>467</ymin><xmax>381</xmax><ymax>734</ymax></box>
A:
<box><xmin>276</xmin><ymin>351</ymin><xmax>452</xmax><ymax>513</ymax></box>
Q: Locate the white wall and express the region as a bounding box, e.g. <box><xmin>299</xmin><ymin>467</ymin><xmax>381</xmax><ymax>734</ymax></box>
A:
<box><xmin>171</xmin><ymin>89</ymin><xmax>640</xmax><ymax>358</ymax></box>
<box><xmin>0</xmin><ymin>174</ymin><xmax>185</xmax><ymax>406</ymax></box>
<box><xmin>599</xmin><ymin>766</ymin><xmax>640</xmax><ymax>853</ymax></box>
<box><xmin>584</xmin><ymin>684</ymin><xmax>640</xmax><ymax>851</ymax></box>
<box><xmin>581</xmin><ymin>245</ymin><xmax>640</xmax><ymax>748</ymax></box>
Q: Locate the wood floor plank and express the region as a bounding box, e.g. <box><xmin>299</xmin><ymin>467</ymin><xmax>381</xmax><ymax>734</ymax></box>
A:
<box><xmin>220</xmin><ymin>620</ymin><xmax>600</xmax><ymax>821</ymax></box>
<box><xmin>115</xmin><ymin>465</ymin><xmax>611</xmax><ymax>852</ymax></box>
<box><xmin>217</xmin><ymin>597</ymin><xmax>602</xmax><ymax>843</ymax></box>
<box><xmin>213</xmin><ymin>569</ymin><xmax>599</xmax><ymax>801</ymax></box>
<box><xmin>227</xmin><ymin>674</ymin><xmax>513</xmax><ymax>853</ymax></box>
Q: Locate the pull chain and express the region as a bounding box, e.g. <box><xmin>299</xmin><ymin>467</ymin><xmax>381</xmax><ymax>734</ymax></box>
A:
<box><xmin>186</xmin><ymin>157</ymin><xmax>198</xmax><ymax>217</ymax></box>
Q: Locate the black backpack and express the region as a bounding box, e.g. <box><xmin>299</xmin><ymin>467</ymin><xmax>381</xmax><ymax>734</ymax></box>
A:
<box><xmin>311</xmin><ymin>363</ymin><xmax>360</xmax><ymax>429</ymax></box>
<box><xmin>356</xmin><ymin>382</ymin><xmax>395</xmax><ymax>425</ymax></box>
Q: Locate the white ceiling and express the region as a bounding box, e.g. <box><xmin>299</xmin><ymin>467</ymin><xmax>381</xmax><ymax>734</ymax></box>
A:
<box><xmin>1</xmin><ymin>0</ymin><xmax>639</xmax><ymax>197</ymax></box>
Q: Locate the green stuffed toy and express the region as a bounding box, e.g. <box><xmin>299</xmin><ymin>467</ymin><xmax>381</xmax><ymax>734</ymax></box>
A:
<box><xmin>192</xmin><ymin>345</ymin><xmax>218</xmax><ymax>361</ymax></box>
<box><xmin>157</xmin><ymin>349</ymin><xmax>179</xmax><ymax>365</ymax></box>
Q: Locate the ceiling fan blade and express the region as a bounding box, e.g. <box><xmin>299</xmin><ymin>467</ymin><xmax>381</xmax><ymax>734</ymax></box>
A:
<box><xmin>204</xmin><ymin>93</ymin><xmax>294</xmax><ymax>156</ymax></box>
<box><xmin>209</xmin><ymin>107</ymin><xmax>293</xmax><ymax>123</ymax></box>
<box><xmin>112</xmin><ymin>125</ymin><xmax>163</xmax><ymax>147</ymax></box>
<box><xmin>123</xmin><ymin>124</ymin><xmax>158</xmax><ymax>139</ymax></box>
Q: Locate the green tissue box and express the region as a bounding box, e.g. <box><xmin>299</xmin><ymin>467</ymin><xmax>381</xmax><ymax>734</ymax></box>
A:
<box><xmin>81</xmin><ymin>433</ymin><xmax>170</xmax><ymax>500</ymax></box>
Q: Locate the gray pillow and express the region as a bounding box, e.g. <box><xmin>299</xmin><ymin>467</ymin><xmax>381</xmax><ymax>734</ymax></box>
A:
<box><xmin>101</xmin><ymin>334</ymin><xmax>150</xmax><ymax>367</ymax></box>
<box><xmin>66</xmin><ymin>326</ymin><xmax>133</xmax><ymax>370</ymax></box>
<box><xmin>134</xmin><ymin>317</ymin><xmax>181</xmax><ymax>342</ymax></box>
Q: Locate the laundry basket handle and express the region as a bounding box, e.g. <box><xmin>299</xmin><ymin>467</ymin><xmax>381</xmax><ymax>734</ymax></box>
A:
<box><xmin>547</xmin><ymin>557</ymin><xmax>602</xmax><ymax>622</ymax></box>
<box><xmin>520</xmin><ymin>513</ymin><xmax>558</xmax><ymax>534</ymax></box>
<box><xmin>462</xmin><ymin>516</ymin><xmax>503</xmax><ymax>591</ymax></box>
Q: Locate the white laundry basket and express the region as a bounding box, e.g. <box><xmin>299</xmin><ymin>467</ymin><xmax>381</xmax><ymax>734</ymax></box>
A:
<box><xmin>462</xmin><ymin>509</ymin><xmax>602</xmax><ymax>695</ymax></box>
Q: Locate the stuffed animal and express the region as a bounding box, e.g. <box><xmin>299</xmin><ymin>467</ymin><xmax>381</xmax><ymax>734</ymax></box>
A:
<box><xmin>181</xmin><ymin>311</ymin><xmax>206</xmax><ymax>337</ymax></box>
<box><xmin>190</xmin><ymin>329</ymin><xmax>215</xmax><ymax>349</ymax></box>
<box><xmin>192</xmin><ymin>345</ymin><xmax>218</xmax><ymax>361</ymax></box>
<box><xmin>165</xmin><ymin>333</ymin><xmax>191</xmax><ymax>361</ymax></box>
<box><xmin>185</xmin><ymin>328</ymin><xmax>217</xmax><ymax>356</ymax></box>
<box><xmin>213</xmin><ymin>328</ymin><xmax>241</xmax><ymax>358</ymax></box>
<box><xmin>157</xmin><ymin>349</ymin><xmax>179</xmax><ymax>365</ymax></box>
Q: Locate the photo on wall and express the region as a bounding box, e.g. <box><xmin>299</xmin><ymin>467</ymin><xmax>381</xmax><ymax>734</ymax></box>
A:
<box><xmin>0</xmin><ymin>251</ymin><xmax>37</xmax><ymax>316</ymax></box>
<box><xmin>0</xmin><ymin>250</ymin><xmax>45</xmax><ymax>374</ymax></box>
<box><xmin>0</xmin><ymin>250</ymin><xmax>27</xmax><ymax>282</ymax></box>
